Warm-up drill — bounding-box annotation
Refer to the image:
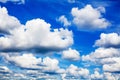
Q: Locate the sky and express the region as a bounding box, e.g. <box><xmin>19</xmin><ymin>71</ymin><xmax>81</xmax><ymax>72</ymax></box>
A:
<box><xmin>0</xmin><ymin>0</ymin><xmax>120</xmax><ymax>80</ymax></box>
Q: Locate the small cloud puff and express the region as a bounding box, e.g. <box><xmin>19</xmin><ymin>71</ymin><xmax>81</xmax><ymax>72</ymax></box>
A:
<box><xmin>62</xmin><ymin>48</ymin><xmax>80</xmax><ymax>61</ymax></box>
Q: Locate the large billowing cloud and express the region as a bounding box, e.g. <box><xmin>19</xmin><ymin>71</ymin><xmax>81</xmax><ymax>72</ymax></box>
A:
<box><xmin>71</xmin><ymin>5</ymin><xmax>110</xmax><ymax>31</ymax></box>
<box><xmin>62</xmin><ymin>48</ymin><xmax>80</xmax><ymax>61</ymax></box>
<box><xmin>94</xmin><ymin>33</ymin><xmax>120</xmax><ymax>48</ymax></box>
<box><xmin>0</xmin><ymin>7</ymin><xmax>73</xmax><ymax>52</ymax></box>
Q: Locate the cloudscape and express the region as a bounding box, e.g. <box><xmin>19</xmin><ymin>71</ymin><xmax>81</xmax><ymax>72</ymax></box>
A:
<box><xmin>0</xmin><ymin>0</ymin><xmax>120</xmax><ymax>80</ymax></box>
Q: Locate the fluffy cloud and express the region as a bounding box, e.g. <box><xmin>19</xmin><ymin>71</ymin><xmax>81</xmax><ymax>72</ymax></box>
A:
<box><xmin>42</xmin><ymin>57</ymin><xmax>65</xmax><ymax>73</ymax></box>
<box><xmin>103</xmin><ymin>57</ymin><xmax>120</xmax><ymax>72</ymax></box>
<box><xmin>82</xmin><ymin>47</ymin><xmax>120</xmax><ymax>62</ymax></box>
<box><xmin>94</xmin><ymin>33</ymin><xmax>120</xmax><ymax>48</ymax></box>
<box><xmin>71</xmin><ymin>5</ymin><xmax>110</xmax><ymax>31</ymax></box>
<box><xmin>64</xmin><ymin>64</ymin><xmax>89</xmax><ymax>79</ymax></box>
<box><xmin>91</xmin><ymin>70</ymin><xmax>103</xmax><ymax>79</ymax></box>
<box><xmin>0</xmin><ymin>7</ymin><xmax>73</xmax><ymax>52</ymax></box>
<box><xmin>0</xmin><ymin>7</ymin><xmax>21</xmax><ymax>33</ymax></box>
<box><xmin>2</xmin><ymin>53</ymin><xmax>64</xmax><ymax>73</ymax></box>
<box><xmin>104</xmin><ymin>72</ymin><xmax>117</xmax><ymax>80</ymax></box>
<box><xmin>58</xmin><ymin>15</ymin><xmax>71</xmax><ymax>27</ymax></box>
<box><xmin>82</xmin><ymin>47</ymin><xmax>120</xmax><ymax>74</ymax></box>
<box><xmin>3</xmin><ymin>53</ymin><xmax>42</xmax><ymax>68</ymax></box>
<box><xmin>82</xmin><ymin>32</ymin><xmax>120</xmax><ymax>76</ymax></box>
<box><xmin>62</xmin><ymin>48</ymin><xmax>80</xmax><ymax>61</ymax></box>
<box><xmin>0</xmin><ymin>0</ymin><xmax>25</xmax><ymax>4</ymax></box>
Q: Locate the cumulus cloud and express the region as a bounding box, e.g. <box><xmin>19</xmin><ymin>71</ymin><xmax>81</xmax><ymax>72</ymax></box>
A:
<box><xmin>42</xmin><ymin>57</ymin><xmax>65</xmax><ymax>73</ymax></box>
<box><xmin>91</xmin><ymin>70</ymin><xmax>103</xmax><ymax>79</ymax></box>
<box><xmin>82</xmin><ymin>48</ymin><xmax>120</xmax><ymax>62</ymax></box>
<box><xmin>1</xmin><ymin>53</ymin><xmax>64</xmax><ymax>74</ymax></box>
<box><xmin>0</xmin><ymin>7</ymin><xmax>21</xmax><ymax>33</ymax></box>
<box><xmin>94</xmin><ymin>33</ymin><xmax>120</xmax><ymax>48</ymax></box>
<box><xmin>104</xmin><ymin>72</ymin><xmax>117</xmax><ymax>80</ymax></box>
<box><xmin>62</xmin><ymin>48</ymin><xmax>80</xmax><ymax>61</ymax></box>
<box><xmin>3</xmin><ymin>53</ymin><xmax>42</xmax><ymax>69</ymax></box>
<box><xmin>58</xmin><ymin>15</ymin><xmax>71</xmax><ymax>27</ymax></box>
<box><xmin>0</xmin><ymin>7</ymin><xmax>73</xmax><ymax>52</ymax></box>
<box><xmin>82</xmin><ymin>47</ymin><xmax>120</xmax><ymax>74</ymax></box>
<box><xmin>0</xmin><ymin>0</ymin><xmax>25</xmax><ymax>4</ymax></box>
<box><xmin>103</xmin><ymin>57</ymin><xmax>120</xmax><ymax>72</ymax></box>
<box><xmin>82</xmin><ymin>48</ymin><xmax>120</xmax><ymax>61</ymax></box>
<box><xmin>63</xmin><ymin>64</ymin><xmax>89</xmax><ymax>79</ymax></box>
<box><xmin>82</xmin><ymin>32</ymin><xmax>120</xmax><ymax>76</ymax></box>
<box><xmin>71</xmin><ymin>5</ymin><xmax>110</xmax><ymax>31</ymax></box>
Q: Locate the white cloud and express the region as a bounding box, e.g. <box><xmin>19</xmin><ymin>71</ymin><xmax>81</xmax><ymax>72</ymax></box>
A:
<box><xmin>71</xmin><ymin>5</ymin><xmax>110</xmax><ymax>31</ymax></box>
<box><xmin>0</xmin><ymin>0</ymin><xmax>25</xmax><ymax>4</ymax></box>
<box><xmin>0</xmin><ymin>66</ymin><xmax>11</xmax><ymax>73</ymax></box>
<box><xmin>104</xmin><ymin>72</ymin><xmax>116</xmax><ymax>80</ymax></box>
<box><xmin>0</xmin><ymin>7</ymin><xmax>73</xmax><ymax>52</ymax></box>
<box><xmin>82</xmin><ymin>48</ymin><xmax>120</xmax><ymax>62</ymax></box>
<box><xmin>62</xmin><ymin>48</ymin><xmax>80</xmax><ymax>61</ymax></box>
<box><xmin>91</xmin><ymin>70</ymin><xmax>103</xmax><ymax>79</ymax></box>
<box><xmin>42</xmin><ymin>57</ymin><xmax>65</xmax><ymax>73</ymax></box>
<box><xmin>82</xmin><ymin>32</ymin><xmax>120</xmax><ymax>74</ymax></box>
<box><xmin>1</xmin><ymin>53</ymin><xmax>65</xmax><ymax>74</ymax></box>
<box><xmin>3</xmin><ymin>53</ymin><xmax>42</xmax><ymax>68</ymax></box>
<box><xmin>65</xmin><ymin>64</ymin><xmax>89</xmax><ymax>79</ymax></box>
<box><xmin>58</xmin><ymin>15</ymin><xmax>71</xmax><ymax>27</ymax></box>
<box><xmin>0</xmin><ymin>7</ymin><xmax>21</xmax><ymax>33</ymax></box>
<box><xmin>82</xmin><ymin>47</ymin><xmax>120</xmax><ymax>73</ymax></box>
<box><xmin>94</xmin><ymin>33</ymin><xmax>120</xmax><ymax>48</ymax></box>
<box><xmin>103</xmin><ymin>57</ymin><xmax>120</xmax><ymax>72</ymax></box>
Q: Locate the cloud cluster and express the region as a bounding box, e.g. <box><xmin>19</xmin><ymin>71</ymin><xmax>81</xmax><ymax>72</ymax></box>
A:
<box><xmin>57</xmin><ymin>4</ymin><xmax>110</xmax><ymax>31</ymax></box>
<box><xmin>71</xmin><ymin>5</ymin><xmax>110</xmax><ymax>31</ymax></box>
<box><xmin>0</xmin><ymin>7</ymin><xmax>73</xmax><ymax>52</ymax></box>
<box><xmin>82</xmin><ymin>32</ymin><xmax>120</xmax><ymax>79</ymax></box>
<box><xmin>2</xmin><ymin>53</ymin><xmax>64</xmax><ymax>73</ymax></box>
<box><xmin>0</xmin><ymin>4</ymin><xmax>119</xmax><ymax>79</ymax></box>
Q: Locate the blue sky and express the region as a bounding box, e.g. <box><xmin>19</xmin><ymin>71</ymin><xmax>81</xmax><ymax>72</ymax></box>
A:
<box><xmin>0</xmin><ymin>0</ymin><xmax>120</xmax><ymax>79</ymax></box>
